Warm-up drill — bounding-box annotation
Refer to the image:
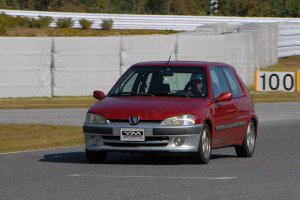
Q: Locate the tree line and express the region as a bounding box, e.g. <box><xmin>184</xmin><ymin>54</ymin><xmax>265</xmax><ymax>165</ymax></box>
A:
<box><xmin>0</xmin><ymin>0</ymin><xmax>299</xmax><ymax>17</ymax></box>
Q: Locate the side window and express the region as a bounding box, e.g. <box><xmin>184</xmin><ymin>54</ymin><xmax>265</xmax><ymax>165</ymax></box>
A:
<box><xmin>210</xmin><ymin>67</ymin><xmax>230</xmax><ymax>98</ymax></box>
<box><xmin>120</xmin><ymin>72</ymin><xmax>138</xmax><ymax>93</ymax></box>
<box><xmin>222</xmin><ymin>67</ymin><xmax>243</xmax><ymax>98</ymax></box>
<box><xmin>121</xmin><ymin>72</ymin><xmax>155</xmax><ymax>94</ymax></box>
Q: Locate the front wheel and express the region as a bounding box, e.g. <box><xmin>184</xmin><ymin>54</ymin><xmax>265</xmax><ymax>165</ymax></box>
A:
<box><xmin>235</xmin><ymin>121</ymin><xmax>256</xmax><ymax>157</ymax></box>
<box><xmin>193</xmin><ymin>124</ymin><xmax>211</xmax><ymax>164</ymax></box>
<box><xmin>86</xmin><ymin>149</ymin><xmax>107</xmax><ymax>163</ymax></box>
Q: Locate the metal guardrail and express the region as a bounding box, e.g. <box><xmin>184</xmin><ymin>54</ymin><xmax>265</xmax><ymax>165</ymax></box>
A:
<box><xmin>1</xmin><ymin>9</ymin><xmax>300</xmax><ymax>57</ymax></box>
<box><xmin>2</xmin><ymin>9</ymin><xmax>300</xmax><ymax>30</ymax></box>
<box><xmin>278</xmin><ymin>23</ymin><xmax>300</xmax><ymax>57</ymax></box>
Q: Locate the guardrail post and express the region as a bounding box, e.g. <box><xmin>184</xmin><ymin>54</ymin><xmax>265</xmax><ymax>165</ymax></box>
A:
<box><xmin>296</xmin><ymin>71</ymin><xmax>300</xmax><ymax>92</ymax></box>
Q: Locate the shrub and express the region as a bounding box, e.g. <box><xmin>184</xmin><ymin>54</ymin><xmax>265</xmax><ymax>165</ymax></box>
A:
<box><xmin>29</xmin><ymin>16</ymin><xmax>53</xmax><ymax>28</ymax></box>
<box><xmin>0</xmin><ymin>25</ymin><xmax>7</xmax><ymax>35</ymax></box>
<box><xmin>0</xmin><ymin>12</ymin><xmax>16</xmax><ymax>27</ymax></box>
<box><xmin>56</xmin><ymin>18</ymin><xmax>73</xmax><ymax>29</ymax></box>
<box><xmin>101</xmin><ymin>19</ymin><xmax>113</xmax><ymax>30</ymax></box>
<box><xmin>0</xmin><ymin>13</ymin><xmax>31</xmax><ymax>28</ymax></box>
<box><xmin>79</xmin><ymin>19</ymin><xmax>93</xmax><ymax>29</ymax></box>
<box><xmin>14</xmin><ymin>16</ymin><xmax>31</xmax><ymax>27</ymax></box>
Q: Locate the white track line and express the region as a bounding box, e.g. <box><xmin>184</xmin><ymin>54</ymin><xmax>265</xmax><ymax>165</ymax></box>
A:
<box><xmin>66</xmin><ymin>174</ymin><xmax>237</xmax><ymax>180</ymax></box>
<box><xmin>0</xmin><ymin>145</ymin><xmax>83</xmax><ymax>155</ymax></box>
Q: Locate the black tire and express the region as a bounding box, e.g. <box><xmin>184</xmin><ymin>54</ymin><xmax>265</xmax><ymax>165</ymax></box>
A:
<box><xmin>85</xmin><ymin>149</ymin><xmax>107</xmax><ymax>163</ymax></box>
<box><xmin>235</xmin><ymin>121</ymin><xmax>256</xmax><ymax>157</ymax></box>
<box><xmin>193</xmin><ymin>123</ymin><xmax>211</xmax><ymax>164</ymax></box>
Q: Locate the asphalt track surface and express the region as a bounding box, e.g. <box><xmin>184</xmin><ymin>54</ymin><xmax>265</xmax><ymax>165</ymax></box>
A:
<box><xmin>1</xmin><ymin>103</ymin><xmax>300</xmax><ymax>200</ymax></box>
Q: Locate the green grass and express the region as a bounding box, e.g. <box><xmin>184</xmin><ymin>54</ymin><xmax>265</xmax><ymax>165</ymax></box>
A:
<box><xmin>4</xmin><ymin>27</ymin><xmax>177</xmax><ymax>37</ymax></box>
<box><xmin>250</xmin><ymin>91</ymin><xmax>300</xmax><ymax>103</ymax></box>
<box><xmin>0</xmin><ymin>96</ymin><xmax>96</xmax><ymax>109</ymax></box>
<box><xmin>0</xmin><ymin>124</ymin><xmax>83</xmax><ymax>153</ymax></box>
<box><xmin>1</xmin><ymin>90</ymin><xmax>299</xmax><ymax>110</ymax></box>
<box><xmin>260</xmin><ymin>56</ymin><xmax>300</xmax><ymax>72</ymax></box>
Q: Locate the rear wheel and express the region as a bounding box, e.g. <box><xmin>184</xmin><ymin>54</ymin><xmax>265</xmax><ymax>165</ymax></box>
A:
<box><xmin>235</xmin><ymin>121</ymin><xmax>256</xmax><ymax>157</ymax></box>
<box><xmin>85</xmin><ymin>149</ymin><xmax>107</xmax><ymax>163</ymax></box>
<box><xmin>193</xmin><ymin>124</ymin><xmax>211</xmax><ymax>164</ymax></box>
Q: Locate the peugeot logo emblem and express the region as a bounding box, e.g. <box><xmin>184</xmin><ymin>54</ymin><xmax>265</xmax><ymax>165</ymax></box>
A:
<box><xmin>129</xmin><ymin>116</ymin><xmax>140</xmax><ymax>125</ymax></box>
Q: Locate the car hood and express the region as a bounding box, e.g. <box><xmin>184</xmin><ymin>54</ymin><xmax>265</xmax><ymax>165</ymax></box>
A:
<box><xmin>88</xmin><ymin>96</ymin><xmax>209</xmax><ymax>121</ymax></box>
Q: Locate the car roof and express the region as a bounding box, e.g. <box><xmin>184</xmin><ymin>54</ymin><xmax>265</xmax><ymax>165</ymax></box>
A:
<box><xmin>132</xmin><ymin>61</ymin><xmax>231</xmax><ymax>68</ymax></box>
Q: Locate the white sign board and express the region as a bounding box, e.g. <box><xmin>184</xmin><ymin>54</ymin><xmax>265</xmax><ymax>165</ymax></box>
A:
<box><xmin>258</xmin><ymin>71</ymin><xmax>295</xmax><ymax>92</ymax></box>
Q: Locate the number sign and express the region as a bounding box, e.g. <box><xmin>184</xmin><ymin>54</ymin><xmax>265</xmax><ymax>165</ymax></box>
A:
<box><xmin>257</xmin><ymin>71</ymin><xmax>296</xmax><ymax>92</ymax></box>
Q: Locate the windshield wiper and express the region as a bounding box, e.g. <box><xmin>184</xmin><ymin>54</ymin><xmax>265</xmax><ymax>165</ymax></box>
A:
<box><xmin>153</xmin><ymin>93</ymin><xmax>190</xmax><ymax>97</ymax></box>
<box><xmin>139</xmin><ymin>93</ymin><xmax>154</xmax><ymax>96</ymax></box>
<box><xmin>110</xmin><ymin>92</ymin><xmax>137</xmax><ymax>96</ymax></box>
<box><xmin>171</xmin><ymin>94</ymin><xmax>190</xmax><ymax>97</ymax></box>
<box><xmin>110</xmin><ymin>92</ymin><xmax>155</xmax><ymax>97</ymax></box>
<box><xmin>152</xmin><ymin>92</ymin><xmax>170</xmax><ymax>96</ymax></box>
<box><xmin>111</xmin><ymin>92</ymin><xmax>188</xmax><ymax>97</ymax></box>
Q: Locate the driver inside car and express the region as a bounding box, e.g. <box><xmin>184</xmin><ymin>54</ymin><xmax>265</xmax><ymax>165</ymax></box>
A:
<box><xmin>186</xmin><ymin>74</ymin><xmax>205</xmax><ymax>97</ymax></box>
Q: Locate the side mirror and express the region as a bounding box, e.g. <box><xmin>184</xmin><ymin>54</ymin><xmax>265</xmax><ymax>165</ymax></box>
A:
<box><xmin>216</xmin><ymin>92</ymin><xmax>232</xmax><ymax>102</ymax></box>
<box><xmin>93</xmin><ymin>90</ymin><xmax>105</xmax><ymax>100</ymax></box>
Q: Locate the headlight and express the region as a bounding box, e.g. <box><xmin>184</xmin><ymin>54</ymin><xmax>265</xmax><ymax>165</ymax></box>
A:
<box><xmin>161</xmin><ymin>114</ymin><xmax>195</xmax><ymax>126</ymax></box>
<box><xmin>85</xmin><ymin>113</ymin><xmax>108</xmax><ymax>124</ymax></box>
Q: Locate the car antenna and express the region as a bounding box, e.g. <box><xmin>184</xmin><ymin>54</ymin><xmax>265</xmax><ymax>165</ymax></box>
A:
<box><xmin>166</xmin><ymin>44</ymin><xmax>176</xmax><ymax>66</ymax></box>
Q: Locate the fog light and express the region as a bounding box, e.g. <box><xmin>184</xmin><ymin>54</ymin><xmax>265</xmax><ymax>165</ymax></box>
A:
<box><xmin>174</xmin><ymin>137</ymin><xmax>184</xmax><ymax>146</ymax></box>
<box><xmin>91</xmin><ymin>136</ymin><xmax>100</xmax><ymax>145</ymax></box>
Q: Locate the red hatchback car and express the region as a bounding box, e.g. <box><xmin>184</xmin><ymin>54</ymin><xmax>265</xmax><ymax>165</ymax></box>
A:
<box><xmin>83</xmin><ymin>61</ymin><xmax>258</xmax><ymax>164</ymax></box>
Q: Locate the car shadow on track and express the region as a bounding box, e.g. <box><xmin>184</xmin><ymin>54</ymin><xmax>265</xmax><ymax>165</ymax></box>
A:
<box><xmin>39</xmin><ymin>152</ymin><xmax>236</xmax><ymax>165</ymax></box>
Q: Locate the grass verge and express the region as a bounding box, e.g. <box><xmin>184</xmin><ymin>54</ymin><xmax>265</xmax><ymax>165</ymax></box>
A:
<box><xmin>0</xmin><ymin>96</ymin><xmax>96</xmax><ymax>109</ymax></box>
<box><xmin>250</xmin><ymin>91</ymin><xmax>300</xmax><ymax>103</ymax></box>
<box><xmin>261</xmin><ymin>56</ymin><xmax>300</xmax><ymax>72</ymax></box>
<box><xmin>0</xmin><ymin>91</ymin><xmax>299</xmax><ymax>110</ymax></box>
<box><xmin>0</xmin><ymin>124</ymin><xmax>83</xmax><ymax>153</ymax></box>
<box><xmin>4</xmin><ymin>27</ymin><xmax>177</xmax><ymax>37</ymax></box>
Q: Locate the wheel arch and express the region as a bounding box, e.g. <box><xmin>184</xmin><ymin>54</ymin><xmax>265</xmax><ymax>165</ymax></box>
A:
<box><xmin>250</xmin><ymin>116</ymin><xmax>258</xmax><ymax>137</ymax></box>
<box><xmin>203</xmin><ymin>119</ymin><xmax>213</xmax><ymax>141</ymax></box>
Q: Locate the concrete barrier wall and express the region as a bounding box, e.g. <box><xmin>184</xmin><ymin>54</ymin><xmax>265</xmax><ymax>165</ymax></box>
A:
<box><xmin>0</xmin><ymin>38</ymin><xmax>52</xmax><ymax>98</ymax></box>
<box><xmin>224</xmin><ymin>33</ymin><xmax>256</xmax><ymax>85</ymax></box>
<box><xmin>0</xmin><ymin>23</ymin><xmax>278</xmax><ymax>97</ymax></box>
<box><xmin>52</xmin><ymin>37</ymin><xmax>121</xmax><ymax>95</ymax></box>
<box><xmin>176</xmin><ymin>34</ymin><xmax>225</xmax><ymax>62</ymax></box>
<box><xmin>239</xmin><ymin>23</ymin><xmax>278</xmax><ymax>67</ymax></box>
<box><xmin>120</xmin><ymin>35</ymin><xmax>177</xmax><ymax>73</ymax></box>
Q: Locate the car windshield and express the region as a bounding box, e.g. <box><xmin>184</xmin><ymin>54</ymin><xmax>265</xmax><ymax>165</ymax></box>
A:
<box><xmin>109</xmin><ymin>66</ymin><xmax>208</xmax><ymax>98</ymax></box>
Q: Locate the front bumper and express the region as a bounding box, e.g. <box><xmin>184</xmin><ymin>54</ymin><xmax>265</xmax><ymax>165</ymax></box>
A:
<box><xmin>83</xmin><ymin>122</ymin><xmax>203</xmax><ymax>153</ymax></box>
